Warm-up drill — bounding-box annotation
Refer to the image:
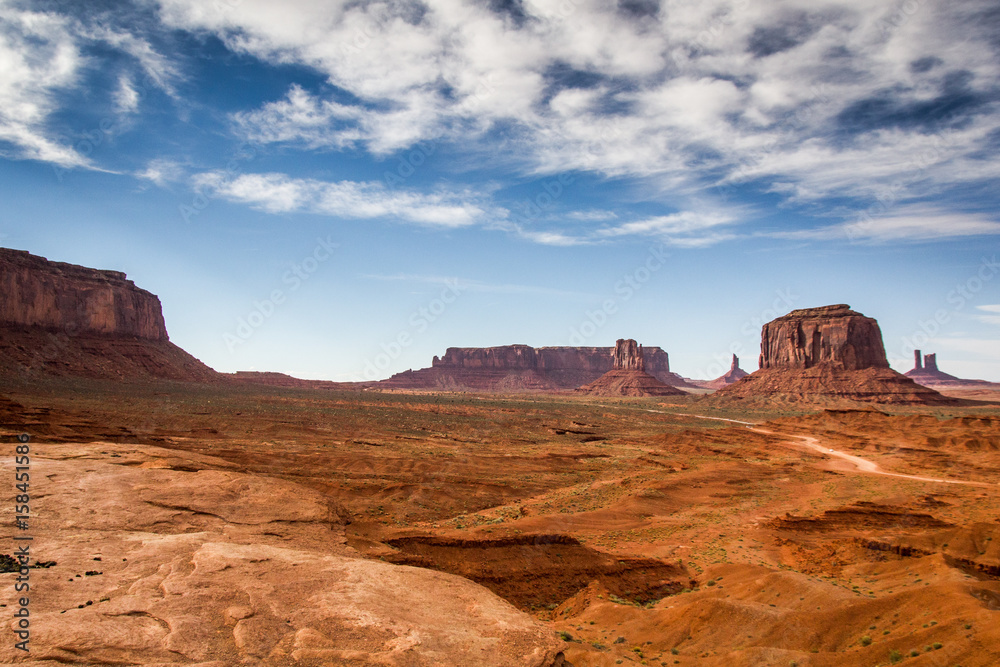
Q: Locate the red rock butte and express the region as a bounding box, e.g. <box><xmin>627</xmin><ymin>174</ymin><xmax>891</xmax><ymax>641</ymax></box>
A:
<box><xmin>0</xmin><ymin>248</ymin><xmax>218</xmax><ymax>382</ymax></box>
<box><xmin>576</xmin><ymin>338</ymin><xmax>686</xmax><ymax>397</ymax></box>
<box><xmin>717</xmin><ymin>304</ymin><xmax>954</xmax><ymax>404</ymax></box>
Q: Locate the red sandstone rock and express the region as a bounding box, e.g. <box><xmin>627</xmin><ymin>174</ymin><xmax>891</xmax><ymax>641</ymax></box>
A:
<box><xmin>718</xmin><ymin>305</ymin><xmax>953</xmax><ymax>404</ymax></box>
<box><xmin>0</xmin><ymin>248</ymin><xmax>219</xmax><ymax>382</ymax></box>
<box><xmin>0</xmin><ymin>441</ymin><xmax>567</xmax><ymax>666</ymax></box>
<box><xmin>701</xmin><ymin>354</ymin><xmax>749</xmax><ymax>389</ymax></box>
<box><xmin>1</xmin><ymin>247</ymin><xmax>167</xmax><ymax>339</ymax></box>
<box><xmin>758</xmin><ymin>304</ymin><xmax>890</xmax><ymax>371</ymax></box>
<box><xmin>382</xmin><ymin>343</ymin><xmax>697</xmax><ymax>392</ymax></box>
<box><xmin>576</xmin><ymin>340</ymin><xmax>685</xmax><ymax>397</ymax></box>
<box><xmin>613</xmin><ymin>338</ymin><xmax>645</xmax><ymax>371</ymax></box>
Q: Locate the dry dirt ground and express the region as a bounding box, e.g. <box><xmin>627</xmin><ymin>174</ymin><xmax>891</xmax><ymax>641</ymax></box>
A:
<box><xmin>1</xmin><ymin>376</ymin><xmax>999</xmax><ymax>666</ymax></box>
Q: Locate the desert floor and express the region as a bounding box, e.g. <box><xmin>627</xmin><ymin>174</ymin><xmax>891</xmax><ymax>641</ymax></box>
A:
<box><xmin>1</xmin><ymin>377</ymin><xmax>998</xmax><ymax>666</ymax></box>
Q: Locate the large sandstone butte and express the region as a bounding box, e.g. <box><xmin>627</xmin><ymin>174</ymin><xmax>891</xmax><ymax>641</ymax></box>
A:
<box><xmin>717</xmin><ymin>305</ymin><xmax>954</xmax><ymax>404</ymax></box>
<box><xmin>0</xmin><ymin>248</ymin><xmax>218</xmax><ymax>382</ymax></box>
<box><xmin>381</xmin><ymin>343</ymin><xmax>698</xmax><ymax>392</ymax></box>
<box><xmin>576</xmin><ymin>339</ymin><xmax>685</xmax><ymax>397</ymax></box>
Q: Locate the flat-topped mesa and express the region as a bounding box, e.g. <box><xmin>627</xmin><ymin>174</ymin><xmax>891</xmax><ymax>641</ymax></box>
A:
<box><xmin>433</xmin><ymin>345</ymin><xmax>537</xmax><ymax>370</ymax></box>
<box><xmin>759</xmin><ymin>304</ymin><xmax>889</xmax><ymax>372</ymax></box>
<box><xmin>432</xmin><ymin>345</ymin><xmax>670</xmax><ymax>374</ymax></box>
<box><xmin>0</xmin><ymin>247</ymin><xmax>168</xmax><ymax>340</ymax></box>
<box><xmin>613</xmin><ymin>338</ymin><xmax>644</xmax><ymax>371</ymax></box>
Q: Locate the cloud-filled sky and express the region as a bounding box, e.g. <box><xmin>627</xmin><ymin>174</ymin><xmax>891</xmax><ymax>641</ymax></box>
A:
<box><xmin>1</xmin><ymin>0</ymin><xmax>999</xmax><ymax>380</ymax></box>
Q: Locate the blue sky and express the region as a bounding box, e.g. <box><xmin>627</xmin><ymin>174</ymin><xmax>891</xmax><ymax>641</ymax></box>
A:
<box><xmin>1</xmin><ymin>0</ymin><xmax>999</xmax><ymax>381</ymax></box>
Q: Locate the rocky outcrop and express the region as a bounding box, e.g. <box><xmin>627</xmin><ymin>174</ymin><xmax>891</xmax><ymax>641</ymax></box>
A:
<box><xmin>0</xmin><ymin>247</ymin><xmax>167</xmax><ymax>339</ymax></box>
<box><xmin>576</xmin><ymin>339</ymin><xmax>686</xmax><ymax>397</ymax></box>
<box><xmin>904</xmin><ymin>350</ymin><xmax>998</xmax><ymax>388</ymax></box>
<box><xmin>717</xmin><ymin>305</ymin><xmax>954</xmax><ymax>404</ymax></box>
<box><xmin>382</xmin><ymin>343</ymin><xmax>696</xmax><ymax>392</ymax></box>
<box><xmin>613</xmin><ymin>338</ymin><xmax>645</xmax><ymax>371</ymax></box>
<box><xmin>758</xmin><ymin>304</ymin><xmax>889</xmax><ymax>371</ymax></box>
<box><xmin>0</xmin><ymin>440</ymin><xmax>566</xmax><ymax>666</ymax></box>
<box><xmin>700</xmin><ymin>354</ymin><xmax>749</xmax><ymax>389</ymax></box>
<box><xmin>0</xmin><ymin>248</ymin><xmax>219</xmax><ymax>382</ymax></box>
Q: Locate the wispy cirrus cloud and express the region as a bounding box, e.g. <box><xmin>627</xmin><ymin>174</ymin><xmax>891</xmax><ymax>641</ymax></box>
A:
<box><xmin>975</xmin><ymin>304</ymin><xmax>1000</xmax><ymax>326</ymax></box>
<box><xmin>0</xmin><ymin>3</ymin><xmax>178</xmax><ymax>168</ymax></box>
<box><xmin>361</xmin><ymin>273</ymin><xmax>595</xmax><ymax>300</ymax></box>
<box><xmin>193</xmin><ymin>171</ymin><xmax>501</xmax><ymax>228</ymax></box>
<box><xmin>0</xmin><ymin>6</ymin><xmax>89</xmax><ymax>168</ymax></box>
<box><xmin>771</xmin><ymin>206</ymin><xmax>1000</xmax><ymax>243</ymax></box>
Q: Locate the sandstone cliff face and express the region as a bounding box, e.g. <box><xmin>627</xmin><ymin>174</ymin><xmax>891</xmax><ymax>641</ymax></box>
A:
<box><xmin>759</xmin><ymin>304</ymin><xmax>889</xmax><ymax>371</ymax></box>
<box><xmin>0</xmin><ymin>248</ymin><xmax>219</xmax><ymax>382</ymax></box>
<box><xmin>0</xmin><ymin>248</ymin><xmax>167</xmax><ymax>340</ymax></box>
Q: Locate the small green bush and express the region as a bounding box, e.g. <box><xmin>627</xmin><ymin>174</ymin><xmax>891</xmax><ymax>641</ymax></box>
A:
<box><xmin>860</xmin><ymin>636</ymin><xmax>872</xmax><ymax>646</ymax></box>
<box><xmin>889</xmin><ymin>649</ymin><xmax>903</xmax><ymax>664</ymax></box>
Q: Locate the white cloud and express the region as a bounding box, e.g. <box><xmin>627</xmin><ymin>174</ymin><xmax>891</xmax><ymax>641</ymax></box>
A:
<box><xmin>565</xmin><ymin>210</ymin><xmax>618</xmax><ymax>222</ymax></box>
<box><xmin>113</xmin><ymin>74</ymin><xmax>140</xmax><ymax>114</ymax></box>
<box><xmin>193</xmin><ymin>171</ymin><xmax>499</xmax><ymax>227</ymax></box>
<box><xmin>975</xmin><ymin>305</ymin><xmax>1000</xmax><ymax>326</ymax></box>
<box><xmin>136</xmin><ymin>158</ymin><xmax>186</xmax><ymax>186</ymax></box>
<box><xmin>0</xmin><ymin>6</ymin><xmax>89</xmax><ymax>167</ymax></box>
<box><xmin>0</xmin><ymin>5</ymin><xmax>178</xmax><ymax>168</ymax></box>
<box><xmin>773</xmin><ymin>207</ymin><xmax>1000</xmax><ymax>243</ymax></box>
<box><xmin>154</xmin><ymin>0</ymin><xmax>1000</xmax><ymax>214</ymax></box>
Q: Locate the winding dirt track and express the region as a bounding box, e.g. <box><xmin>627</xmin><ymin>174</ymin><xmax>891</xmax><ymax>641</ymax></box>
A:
<box><xmin>655</xmin><ymin>409</ymin><xmax>996</xmax><ymax>487</ymax></box>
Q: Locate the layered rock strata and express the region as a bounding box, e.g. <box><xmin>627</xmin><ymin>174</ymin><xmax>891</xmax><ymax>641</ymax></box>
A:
<box><xmin>717</xmin><ymin>305</ymin><xmax>953</xmax><ymax>404</ymax></box>
<box><xmin>0</xmin><ymin>248</ymin><xmax>218</xmax><ymax>382</ymax></box>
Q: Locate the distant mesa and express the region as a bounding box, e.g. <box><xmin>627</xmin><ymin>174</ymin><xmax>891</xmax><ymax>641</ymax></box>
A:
<box><xmin>904</xmin><ymin>350</ymin><xmax>998</xmax><ymax>388</ymax></box>
<box><xmin>716</xmin><ymin>304</ymin><xmax>955</xmax><ymax>404</ymax></box>
<box><xmin>0</xmin><ymin>248</ymin><xmax>218</xmax><ymax>382</ymax></box>
<box><xmin>379</xmin><ymin>343</ymin><xmax>698</xmax><ymax>392</ymax></box>
<box><xmin>576</xmin><ymin>339</ymin><xmax>686</xmax><ymax>397</ymax></box>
